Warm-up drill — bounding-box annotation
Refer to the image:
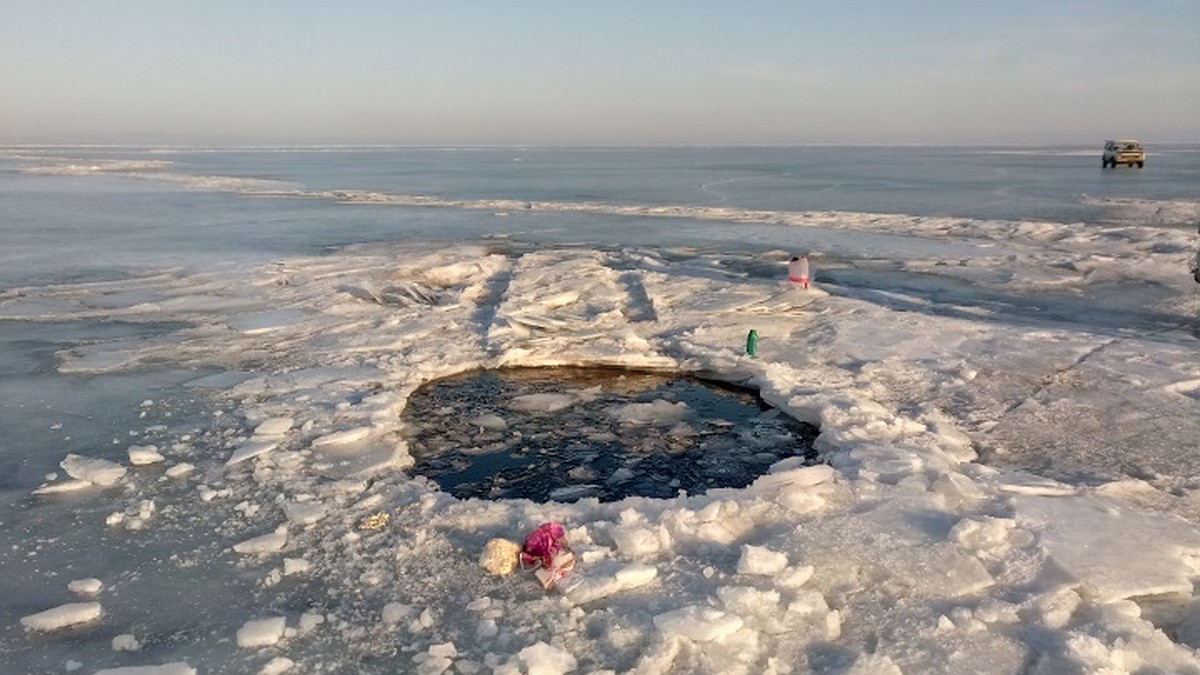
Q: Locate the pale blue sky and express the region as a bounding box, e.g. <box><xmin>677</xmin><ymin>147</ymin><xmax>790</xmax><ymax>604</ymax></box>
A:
<box><xmin>2</xmin><ymin>0</ymin><xmax>1197</xmax><ymax>145</ymax></box>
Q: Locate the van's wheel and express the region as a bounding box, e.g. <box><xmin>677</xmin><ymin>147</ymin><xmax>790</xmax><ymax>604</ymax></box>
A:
<box><xmin>1137</xmin><ymin>161</ymin><xmax>1144</xmax><ymax>168</ymax></box>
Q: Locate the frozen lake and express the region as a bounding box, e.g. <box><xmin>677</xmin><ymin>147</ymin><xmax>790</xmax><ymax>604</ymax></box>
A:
<box><xmin>1</xmin><ymin>145</ymin><xmax>1199</xmax><ymax>673</ymax></box>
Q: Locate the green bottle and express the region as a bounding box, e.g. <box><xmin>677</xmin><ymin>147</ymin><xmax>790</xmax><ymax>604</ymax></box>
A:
<box><xmin>746</xmin><ymin>329</ymin><xmax>759</xmax><ymax>357</ymax></box>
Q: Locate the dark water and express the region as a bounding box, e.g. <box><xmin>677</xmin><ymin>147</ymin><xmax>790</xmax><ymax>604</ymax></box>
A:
<box><xmin>403</xmin><ymin>367</ymin><xmax>820</xmax><ymax>502</ymax></box>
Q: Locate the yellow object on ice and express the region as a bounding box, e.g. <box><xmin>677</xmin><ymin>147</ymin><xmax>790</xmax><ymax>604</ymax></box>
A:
<box><xmin>480</xmin><ymin>538</ymin><xmax>521</xmax><ymax>575</ymax></box>
<box><xmin>358</xmin><ymin>512</ymin><xmax>390</xmax><ymax>530</ymax></box>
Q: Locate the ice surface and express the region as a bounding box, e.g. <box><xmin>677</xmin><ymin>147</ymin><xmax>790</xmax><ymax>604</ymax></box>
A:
<box><xmin>227</xmin><ymin>309</ymin><xmax>309</xmax><ymax>335</ymax></box>
<box><xmin>1016</xmin><ymin>494</ymin><xmax>1200</xmax><ymax>600</ymax></box>
<box><xmin>4</xmin><ymin>207</ymin><xmax>1200</xmax><ymax>671</ymax></box>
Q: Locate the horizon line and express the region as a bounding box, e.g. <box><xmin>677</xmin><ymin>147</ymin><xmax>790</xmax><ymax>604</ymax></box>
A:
<box><xmin>4</xmin><ymin>140</ymin><xmax>1199</xmax><ymax>151</ymax></box>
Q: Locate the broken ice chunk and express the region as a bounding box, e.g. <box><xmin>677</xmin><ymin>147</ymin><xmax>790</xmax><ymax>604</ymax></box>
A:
<box><xmin>736</xmin><ymin>544</ymin><xmax>789</xmax><ymax>576</ymax></box>
<box><xmin>226</xmin><ymin>439</ymin><xmax>280</xmax><ymax>466</ymax></box>
<box><xmin>254</xmin><ymin>417</ymin><xmax>295</xmax><ymax>436</ymax></box>
<box><xmin>68</xmin><ymin>578</ymin><xmax>103</xmax><ymax>596</ymax></box>
<box><xmin>61</xmin><ymin>454</ymin><xmax>126</xmax><ymax>486</ymax></box>
<box><xmin>471</xmin><ymin>413</ymin><xmax>507</xmax><ymax>431</ymax></box>
<box><xmin>236</xmin><ymin>616</ymin><xmax>287</xmax><ymax>648</ymax></box>
<box><xmin>94</xmin><ymin>663</ymin><xmax>195</xmax><ymax>675</ymax></box>
<box><xmin>20</xmin><ymin>602</ymin><xmax>102</xmax><ymax>631</ymax></box>
<box><xmin>653</xmin><ymin>605</ymin><xmax>743</xmax><ymax>642</ymax></box>
<box><xmin>282</xmin><ymin>501</ymin><xmax>327</xmax><ymax>526</ymax></box>
<box><xmin>33</xmin><ymin>479</ymin><xmax>93</xmax><ymax>495</ymax></box>
<box><xmin>165</xmin><ymin>462</ymin><xmax>195</xmax><ymax>479</ymax></box>
<box><xmin>516</xmin><ymin>641</ymin><xmax>577</xmax><ymax>674</ymax></box>
<box><xmin>128</xmin><ymin>444</ymin><xmax>165</xmax><ymax>465</ymax></box>
<box><xmin>111</xmin><ymin>633</ymin><xmax>141</xmax><ymax>651</ymax></box>
<box><xmin>233</xmin><ymin>527</ymin><xmax>288</xmax><ymax>555</ymax></box>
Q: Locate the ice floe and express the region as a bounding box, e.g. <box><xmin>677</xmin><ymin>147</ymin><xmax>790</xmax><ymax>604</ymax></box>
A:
<box><xmin>20</xmin><ymin>602</ymin><xmax>102</xmax><ymax>631</ymax></box>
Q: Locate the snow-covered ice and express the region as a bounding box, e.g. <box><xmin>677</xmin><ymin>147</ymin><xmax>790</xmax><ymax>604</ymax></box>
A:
<box><xmin>3</xmin><ymin>150</ymin><xmax>1200</xmax><ymax>672</ymax></box>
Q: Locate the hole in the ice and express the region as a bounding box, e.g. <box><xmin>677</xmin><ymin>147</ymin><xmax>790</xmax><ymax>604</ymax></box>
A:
<box><xmin>402</xmin><ymin>366</ymin><xmax>821</xmax><ymax>503</ymax></box>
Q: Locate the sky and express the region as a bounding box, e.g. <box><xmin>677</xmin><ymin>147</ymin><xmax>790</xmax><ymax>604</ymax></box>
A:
<box><xmin>1</xmin><ymin>0</ymin><xmax>1197</xmax><ymax>146</ymax></box>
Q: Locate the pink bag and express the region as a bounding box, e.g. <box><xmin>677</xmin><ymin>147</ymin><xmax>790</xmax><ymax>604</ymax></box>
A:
<box><xmin>520</xmin><ymin>522</ymin><xmax>576</xmax><ymax>590</ymax></box>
